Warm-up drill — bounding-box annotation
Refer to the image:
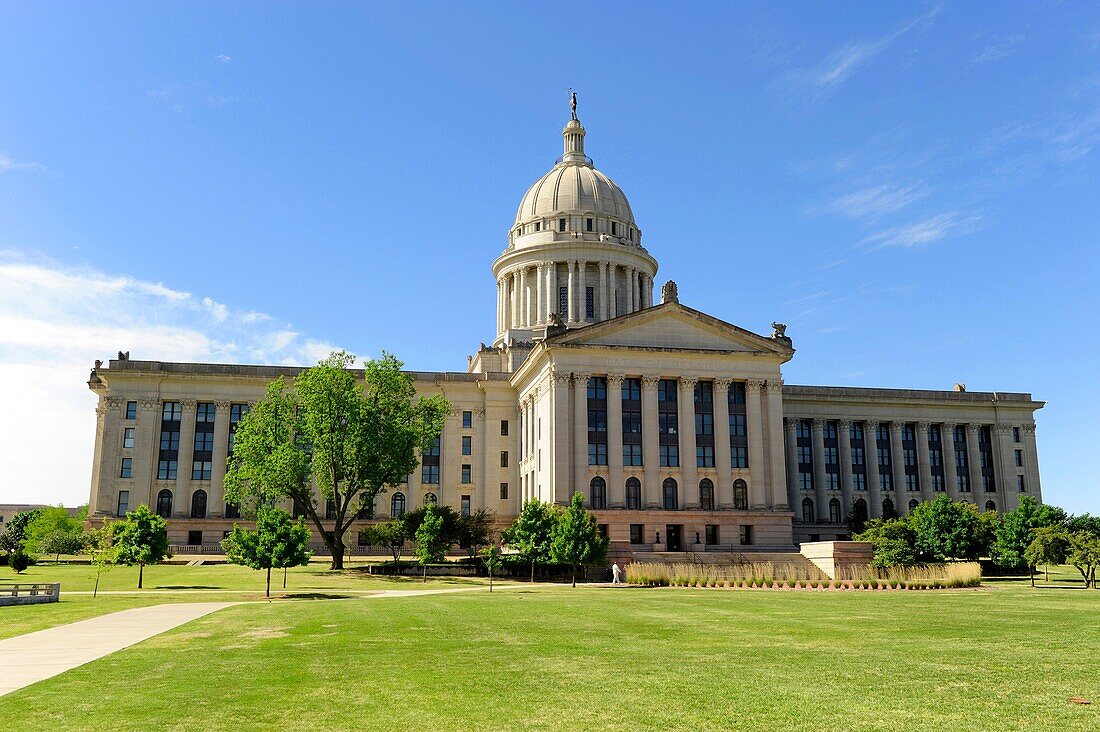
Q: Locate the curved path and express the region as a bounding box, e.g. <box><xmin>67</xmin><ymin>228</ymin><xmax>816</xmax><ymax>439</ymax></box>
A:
<box><xmin>0</xmin><ymin>585</ymin><xmax>514</xmax><ymax>697</ymax></box>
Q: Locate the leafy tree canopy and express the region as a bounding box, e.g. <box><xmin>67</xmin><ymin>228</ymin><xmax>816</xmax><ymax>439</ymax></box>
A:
<box><xmin>909</xmin><ymin>496</ymin><xmax>983</xmax><ymax>560</ymax></box>
<box><xmin>360</xmin><ymin>519</ymin><xmax>407</xmax><ymax>562</ymax></box>
<box><xmin>992</xmin><ymin>496</ymin><xmax>1067</xmax><ymax>570</ymax></box>
<box><xmin>1</xmin><ymin>507</ymin><xmax>44</xmax><ymax>554</ymax></box>
<box><xmin>222</xmin><ymin>506</ymin><xmax>312</xmax><ymax>597</ymax></box>
<box><xmin>109</xmin><ymin>505</ymin><xmax>171</xmax><ymax>588</ymax></box>
<box><xmin>855</xmin><ymin>518</ymin><xmax>921</xmax><ymax>568</ymax></box>
<box><xmin>24</xmin><ymin>505</ymin><xmax>88</xmax><ymax>557</ymax></box>
<box><xmin>502</xmin><ymin>499</ymin><xmax>558</xmax><ymax>582</ymax></box>
<box><xmin>550</xmin><ymin>492</ymin><xmax>609</xmax><ymax>587</ymax></box>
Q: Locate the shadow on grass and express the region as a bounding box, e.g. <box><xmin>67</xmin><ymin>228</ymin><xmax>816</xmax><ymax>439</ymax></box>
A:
<box><xmin>280</xmin><ymin>593</ymin><xmax>355</xmax><ymax>601</ymax></box>
<box><xmin>153</xmin><ymin>585</ymin><xmax>223</xmax><ymax>590</ymax></box>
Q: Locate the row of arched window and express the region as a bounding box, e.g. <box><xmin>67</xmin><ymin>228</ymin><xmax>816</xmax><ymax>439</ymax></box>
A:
<box><xmin>156</xmin><ymin>489</ymin><xmax>208</xmax><ymax>519</ymax></box>
<box><xmin>799</xmin><ymin>496</ymin><xmax>999</xmax><ymax>524</ymax></box>
<box><xmin>588</xmin><ymin>477</ymin><xmax>750</xmax><ymax>510</ymax></box>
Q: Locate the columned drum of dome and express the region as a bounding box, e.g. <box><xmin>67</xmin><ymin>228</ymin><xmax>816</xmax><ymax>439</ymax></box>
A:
<box><xmin>492</xmin><ymin>114</ymin><xmax>658</xmax><ymax>346</ymax></box>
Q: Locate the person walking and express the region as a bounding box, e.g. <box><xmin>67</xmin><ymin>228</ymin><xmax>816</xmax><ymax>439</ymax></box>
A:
<box><xmin>611</xmin><ymin>563</ymin><xmax>622</xmax><ymax>584</ymax></box>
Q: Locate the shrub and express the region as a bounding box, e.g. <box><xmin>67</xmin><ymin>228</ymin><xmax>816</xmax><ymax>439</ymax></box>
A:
<box><xmin>9</xmin><ymin>549</ymin><xmax>30</xmax><ymax>573</ymax></box>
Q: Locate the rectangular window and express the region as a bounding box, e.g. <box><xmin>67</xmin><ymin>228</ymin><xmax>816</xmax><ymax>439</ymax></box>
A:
<box><xmin>162</xmin><ymin>401</ymin><xmax>181</xmax><ymax>422</ymax></box>
<box><xmin>422</xmin><ymin>464</ymin><xmax>440</xmax><ymax>484</ymax></box>
<box><xmin>696</xmin><ymin>445</ymin><xmax>715</xmax><ymax>468</ymax></box>
<box><xmin>125</xmin><ymin>401</ymin><xmax>137</xmax><ymax>420</ymax></box>
<box><xmin>588</xmin><ymin>376</ymin><xmax>608</xmax><ymax>465</ymax></box>
<box><xmin>623</xmin><ymin>443</ymin><xmax>643</xmax><ymax>466</ymax></box>
<box><xmin>629</xmin><ymin>524</ymin><xmax>644</xmax><ymax>545</ymax></box>
<box><xmin>462</xmin><ymin>411</ymin><xmax>473</xmax><ymax>429</ymax></box>
<box><xmin>622</xmin><ymin>378</ymin><xmax>643</xmax><ymax>466</ymax></box>
<box><xmin>116</xmin><ymin>490</ymin><xmax>129</xmax><ymax>516</ymax></box>
<box><xmin>461</xmin><ymin>495</ymin><xmax>471</xmax><ymax>516</ymax></box>
<box><xmin>559</xmin><ymin>286</ymin><xmax>568</xmax><ymax>315</ymax></box>
<box><xmin>157</xmin><ymin>459</ymin><xmax>177</xmax><ymax>480</ymax></box>
<box><xmin>534</xmin><ymin>221</ymin><xmax>541</xmax><ymax>232</ymax></box>
<box><xmin>462</xmin><ymin>435</ymin><xmax>472</xmax><ymax>455</ymax></box>
<box><xmin>559</xmin><ymin>218</ymin><xmax>566</xmax><ymax>232</ymax></box>
<box><xmin>500</xmin><ymin>482</ymin><xmax>509</xmax><ymax>499</ymax></box>
<box><xmin>500</xmin><ymin>451</ymin><xmax>509</xmax><ymax>468</ymax></box>
<box><xmin>119</xmin><ymin>458</ymin><xmax>133</xmax><ymax>478</ymax></box>
<box><xmin>461</xmin><ymin>464</ymin><xmax>472</xmax><ymax>483</ymax></box>
<box><xmin>325</xmin><ymin>499</ymin><xmax>337</xmax><ymax>520</ymax></box>
<box><xmin>500</xmin><ymin>420</ymin><xmax>509</xmax><ymax>436</ymax></box>
<box><xmin>853</xmin><ymin>472</ymin><xmax>867</xmax><ymax>492</ymax></box>
<box><xmin>585</xmin><ymin>287</ymin><xmax>594</xmax><ymax>319</ymax></box>
<box><xmin>739</xmin><ymin>525</ymin><xmax>753</xmax><ymax>546</ymax></box>
<box><xmin>1014</xmin><ymin>449</ymin><xmax>1023</xmax><ymax>467</ymax></box>
<box><xmin>194</xmin><ymin>431</ymin><xmax>214</xmax><ymax>452</ymax></box>
<box><xmin>659</xmin><ymin>444</ymin><xmax>679</xmax><ymax>467</ymax></box>
<box><xmin>123</xmin><ymin>428</ymin><xmax>135</xmax><ymax>449</ymax></box>
<box><xmin>159</xmin><ymin>430</ymin><xmax>180</xmax><ymax>451</ymax></box>
<box><xmin>586</xmin><ymin>217</ymin><xmax>593</xmax><ymax>232</ymax></box>
<box><xmin>1013</xmin><ymin>426</ymin><xmax>1021</xmax><ymax>443</ymax></box>
<box><xmin>192</xmin><ymin>460</ymin><xmax>212</xmax><ymax>481</ymax></box>
<box><xmin>588</xmin><ymin>442</ymin><xmax>608</xmax><ymax>465</ymax></box>
<box><xmin>611</xmin><ymin>221</ymin><xmax>617</xmax><ymax>236</ymax></box>
<box><xmin>196</xmin><ymin>402</ymin><xmax>216</xmax><ymax>423</ymax></box>
<box><xmin>187</xmin><ymin>530</ymin><xmax>202</xmax><ymax>546</ymax></box>
<box><xmin>1017</xmin><ymin>475</ymin><xmax>1026</xmax><ymax>492</ymax></box>
<box><xmin>705</xmin><ymin>524</ymin><xmax>719</xmax><ymax>546</ymax></box>
<box><xmin>229</xmin><ymin>403</ymin><xmax>249</xmax><ymax>425</ymax></box>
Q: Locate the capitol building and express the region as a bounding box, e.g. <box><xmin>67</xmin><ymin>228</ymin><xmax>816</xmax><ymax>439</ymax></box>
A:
<box><xmin>86</xmin><ymin>110</ymin><xmax>1045</xmax><ymax>555</ymax></box>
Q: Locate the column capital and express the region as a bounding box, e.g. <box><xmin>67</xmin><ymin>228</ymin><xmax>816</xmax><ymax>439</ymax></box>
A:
<box><xmin>678</xmin><ymin>376</ymin><xmax>698</xmax><ymax>392</ymax></box>
<box><xmin>138</xmin><ymin>398</ymin><xmax>159</xmax><ymax>410</ymax></box>
<box><xmin>1021</xmin><ymin>423</ymin><xmax>1036</xmax><ymax>434</ymax></box>
<box><xmin>105</xmin><ymin>395</ymin><xmax>124</xmax><ymax>408</ymax></box>
<box><xmin>940</xmin><ymin>420</ymin><xmax>956</xmax><ymax>430</ymax></box>
<box><xmin>837</xmin><ymin>418</ymin><xmax>852</xmax><ymax>429</ymax></box>
<box><xmin>916</xmin><ymin>421</ymin><xmax>931</xmax><ymax>430</ymax></box>
<box><xmin>746</xmin><ymin>378</ymin><xmax>766</xmax><ymax>392</ymax></box>
<box><xmin>865</xmin><ymin>418</ymin><xmax>880</xmax><ymax>429</ymax></box>
<box><xmin>889</xmin><ymin>421</ymin><xmax>905</xmax><ymax>434</ymax></box>
<box><xmin>551</xmin><ymin>370</ymin><xmax>572</xmax><ymax>388</ymax></box>
<box><xmin>713</xmin><ymin>377</ymin><xmax>734</xmax><ymax>390</ymax></box>
<box><xmin>783</xmin><ymin>416</ymin><xmax>798</xmax><ymax>429</ymax></box>
<box><xmin>179</xmin><ymin>399</ymin><xmax>197</xmax><ymax>412</ymax></box>
<box><xmin>606</xmin><ymin>373</ymin><xmax>625</xmax><ymax>388</ymax></box>
<box><xmin>572</xmin><ymin>372</ymin><xmax>591</xmax><ymax>385</ymax></box>
<box><xmin>811</xmin><ymin>418</ymin><xmax>826</xmax><ymax>431</ymax></box>
<box><xmin>641</xmin><ymin>375</ymin><xmax>660</xmax><ymax>391</ymax></box>
<box><xmin>766</xmin><ymin>379</ymin><xmax>783</xmax><ymax>393</ymax></box>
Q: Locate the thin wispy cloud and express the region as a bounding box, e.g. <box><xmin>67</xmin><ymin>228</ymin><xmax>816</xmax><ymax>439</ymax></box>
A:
<box><xmin>862</xmin><ymin>211</ymin><xmax>982</xmax><ymax>249</ymax></box>
<box><xmin>812</xmin><ymin>183</ymin><xmax>928</xmax><ymax>221</ymax></box>
<box><xmin>0</xmin><ymin>253</ymin><xmax>344</xmax><ymax>504</ymax></box>
<box><xmin>214</xmin><ymin>54</ymin><xmax>233</xmax><ymax>63</ymax></box>
<box><xmin>0</xmin><ymin>153</ymin><xmax>44</xmax><ymax>173</ymax></box>
<box><xmin>970</xmin><ymin>34</ymin><xmax>1025</xmax><ymax>64</ymax></box>
<box><xmin>788</xmin><ymin>6</ymin><xmax>940</xmax><ymax>95</ymax></box>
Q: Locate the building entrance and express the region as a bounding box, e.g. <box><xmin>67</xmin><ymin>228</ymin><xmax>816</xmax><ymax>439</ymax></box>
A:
<box><xmin>666</xmin><ymin>524</ymin><xmax>683</xmax><ymax>552</ymax></box>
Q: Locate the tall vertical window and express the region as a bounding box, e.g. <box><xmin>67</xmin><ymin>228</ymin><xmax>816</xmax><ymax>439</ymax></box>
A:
<box><xmin>391</xmin><ymin>492</ymin><xmax>406</xmax><ymax>517</ymax></box>
<box><xmin>657</xmin><ymin>379</ymin><xmax>679</xmax><ymax>467</ymax></box>
<box><xmin>422</xmin><ymin>436</ymin><xmax>441</xmax><ymax>484</ymax></box>
<box><xmin>559</xmin><ymin>286</ymin><xmax>568</xmax><ymax>315</ymax></box>
<box><xmin>125</xmin><ymin>401</ymin><xmax>137</xmax><ymax>420</ymax></box>
<box><xmin>823</xmin><ymin>421</ymin><xmax>840</xmax><ymax>490</ymax></box>
<box><xmin>590</xmin><ymin>477</ymin><xmax>607</xmax><ymax>509</ymax></box>
<box><xmin>622</xmin><ymin>378</ymin><xmax>643</xmax><ymax>466</ymax></box>
<box><xmin>829</xmin><ymin>497</ymin><xmax>842</xmax><ymax>523</ymax></box>
<box><xmin>1012</xmin><ymin>426</ymin><xmax>1021</xmax><ymax>443</ymax></box>
<box><xmin>500</xmin><ymin>451</ymin><xmax>509</xmax><ymax>468</ymax></box>
<box><xmin>902</xmin><ymin>424</ymin><xmax>919</xmax><ymax>492</ymax></box>
<box><xmin>461</xmin><ymin>495</ymin><xmax>471</xmax><ymax>516</ymax></box>
<box><xmin>157</xmin><ymin>401</ymin><xmax>180</xmax><ymax>481</ymax></box>
<box><xmin>694</xmin><ymin>381</ymin><xmax>714</xmax><ymax>468</ymax></box>
<box><xmin>802</xmin><ymin>497</ymin><xmax>814</xmax><ymax>523</ymax></box>
<box><xmin>192</xmin><ymin>402</ymin><xmax>215</xmax><ymax>481</ymax></box>
<box><xmin>586</xmin><ymin>217</ymin><xmax>593</xmax><ymax>232</ymax></box>
<box><xmin>190</xmin><ymin>490</ymin><xmax>208</xmax><ymax>519</ymax></box>
<box><xmin>123</xmin><ymin>428</ymin><xmax>135</xmax><ymax>449</ymax></box>
<box><xmin>610</xmin><ymin>221</ymin><xmax>618</xmax><ymax>236</ymax></box>
<box><xmin>729</xmin><ymin>382</ymin><xmax>748</xmax><ymax>468</ymax></box>
<box><xmin>156</xmin><ymin>489</ymin><xmax>173</xmax><ymax>518</ymax></box>
<box><xmin>1016</xmin><ymin>475</ymin><xmax>1026</xmax><ymax>492</ymax></box>
<box><xmin>928</xmin><ymin>425</ymin><xmax>945</xmax><ymax>492</ymax></box>
<box><xmin>462</xmin><ymin>411</ymin><xmax>473</xmax><ymax>429</ymax></box>
<box><xmin>699</xmin><ymin>479</ymin><xmax>715</xmax><ymax>510</ymax></box>
<box><xmin>462</xmin><ymin>435</ymin><xmax>472</xmax><ymax>456</ymax></box>
<box><xmin>585</xmin><ymin>287</ymin><xmax>595</xmax><ymax>319</ymax></box>
<box><xmin>461</xmin><ymin>464</ymin><xmax>472</xmax><ymax>483</ymax></box>
<box><xmin>499</xmin><ymin>482</ymin><xmax>508</xmax><ymax>499</ymax></box>
<box><xmin>733</xmin><ymin>479</ymin><xmax>749</xmax><ymax>510</ymax></box>
<box><xmin>228</xmin><ymin>403</ymin><xmax>249</xmax><ymax>455</ymax></box>
<box><xmin>796</xmin><ymin>419</ymin><xmax>813</xmax><ymax>491</ymax></box>
<box><xmin>876</xmin><ymin>424</ymin><xmax>893</xmax><ymax>491</ymax></box>
<box><xmin>662</xmin><ymin>478</ymin><xmax>678</xmax><ymax>510</ymax></box>
<box><xmin>954</xmin><ymin>426</ymin><xmax>970</xmax><ymax>492</ymax></box>
<box><xmin>116</xmin><ymin>490</ymin><xmax>130</xmax><ymax>516</ymax></box>
<box><xmin>625</xmin><ymin>477</ymin><xmax>641</xmax><ymax>509</ymax></box>
<box><xmin>500</xmin><ymin>420</ymin><xmax>509</xmax><ymax>436</ymax></box>
<box><xmin>978</xmin><ymin>426</ymin><xmax>996</xmax><ymax>492</ymax></box>
<box><xmin>850</xmin><ymin>422</ymin><xmax>866</xmax><ymax>491</ymax></box>
<box><xmin>119</xmin><ymin>458</ymin><xmax>133</xmax><ymax>478</ymax></box>
<box><xmin>587</xmin><ymin>376</ymin><xmax>608</xmax><ymax>466</ymax></box>
<box><xmin>558</xmin><ymin>217</ymin><xmax>566</xmax><ymax>232</ymax></box>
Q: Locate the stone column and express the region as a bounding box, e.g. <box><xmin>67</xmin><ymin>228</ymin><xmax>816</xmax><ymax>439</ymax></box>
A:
<box><xmin>641</xmin><ymin>375</ymin><xmax>660</xmax><ymax>508</ymax></box>
<box><xmin>577</xmin><ymin>260</ymin><xmax>588</xmax><ymax>322</ymax></box>
<box><xmin>765</xmin><ymin>380</ymin><xmax>787</xmax><ymax>509</ymax></box>
<box><xmin>88</xmin><ymin>400</ymin><xmax>109</xmax><ymax>516</ymax></box>
<box><xmin>547</xmin><ymin>262</ymin><xmax>557</xmax><ymax>321</ymax></box>
<box><xmin>551</xmin><ymin>372</ymin><xmax>572</xmax><ymax>504</ymax></box>
<box><xmin>889</xmin><ymin>422</ymin><xmax>906</xmax><ymax>503</ymax></box>
<box><xmin>535</xmin><ymin>263</ymin><xmax>544</xmax><ymax>325</ymax></box>
<box><xmin>1022</xmin><ymin>423</ymin><xmax>1040</xmax><ymax>498</ymax></box>
<box><xmin>965</xmin><ymin>424</ymin><xmax>982</xmax><ymax>498</ymax></box>
<box><xmin>598</xmin><ymin>262</ymin><xmax>609</xmax><ymax>321</ymax></box>
<box><xmin>942</xmin><ymin>423</ymin><xmax>959</xmax><ymax>501</ymax></box>
<box><xmin>572</xmin><ymin>373</ymin><xmax>589</xmax><ymax>504</ymax></box>
<box><xmin>996</xmin><ymin>424</ymin><xmax>1016</xmax><ymax>509</ymax></box>
<box><xmin>510</xmin><ymin>271</ymin><xmax>520</xmax><ymax>331</ymax></box>
<box><xmin>639</xmin><ymin>274</ymin><xmax>648</xmax><ymax>308</ymax></box>
<box><xmin>476</xmin><ymin>407</ymin><xmax>488</xmax><ymax>511</ymax></box>
<box><xmin>783</xmin><ymin>417</ymin><xmax>799</xmax><ymax>512</ymax></box>
<box><xmin>811</xmin><ymin>418</ymin><xmax>827</xmax><ymax>521</ymax></box>
<box><xmin>713</xmin><ymin>378</ymin><xmax>733</xmax><ymax>508</ymax></box>
<box><xmin>746</xmin><ymin>380</ymin><xmax>767</xmax><ymax>508</ymax></box>
<box><xmin>134</xmin><ymin>399</ymin><xmax>160</xmax><ymax>507</ymax></box>
<box><xmin>629</xmin><ymin>268</ymin><xmax>638</xmax><ymax>313</ymax></box>
<box><xmin>678</xmin><ymin>377</ymin><xmax>699</xmax><ymax>509</ymax></box>
<box><xmin>865</xmin><ymin>420</ymin><xmax>882</xmax><ymax>518</ymax></box>
<box><xmin>838</xmin><ymin>418</ymin><xmax>853</xmax><ymax>517</ymax></box>
<box><xmin>210</xmin><ymin>400</ymin><xmax>232</xmax><ymax>517</ymax></box>
<box><xmin>567</xmin><ymin>261</ymin><xmax>577</xmax><ymax>323</ymax></box>
<box><xmin>495</xmin><ymin>279</ymin><xmax>502</xmax><ymax>333</ymax></box>
<box><xmin>175</xmin><ymin>399</ymin><xmax>197</xmax><ymax>518</ymax></box>
<box><xmin>916</xmin><ymin>421</ymin><xmax>932</xmax><ymax>502</ymax></box>
<box><xmin>519</xmin><ymin>267</ymin><xmax>529</xmax><ymax>328</ymax></box>
<box><xmin>607</xmin><ymin>374</ymin><xmax>625</xmax><ymax>508</ymax></box>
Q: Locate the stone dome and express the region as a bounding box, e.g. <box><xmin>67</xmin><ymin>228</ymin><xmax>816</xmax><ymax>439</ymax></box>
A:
<box><xmin>512</xmin><ymin>119</ymin><xmax>637</xmax><ymax>234</ymax></box>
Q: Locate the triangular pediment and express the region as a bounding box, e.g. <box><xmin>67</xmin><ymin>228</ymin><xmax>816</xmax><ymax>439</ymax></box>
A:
<box><xmin>545</xmin><ymin>302</ymin><xmax>793</xmax><ymax>357</ymax></box>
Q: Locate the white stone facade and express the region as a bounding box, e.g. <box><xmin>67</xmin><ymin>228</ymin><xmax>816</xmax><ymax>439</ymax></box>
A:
<box><xmin>85</xmin><ymin>113</ymin><xmax>1044</xmax><ymax>554</ymax></box>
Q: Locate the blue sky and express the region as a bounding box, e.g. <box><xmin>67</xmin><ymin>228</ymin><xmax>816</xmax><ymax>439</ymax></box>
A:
<box><xmin>1</xmin><ymin>2</ymin><xmax>1097</xmax><ymax>512</ymax></box>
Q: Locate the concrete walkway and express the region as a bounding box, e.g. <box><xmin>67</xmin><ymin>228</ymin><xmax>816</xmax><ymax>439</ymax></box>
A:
<box><xmin>0</xmin><ymin>602</ymin><xmax>235</xmax><ymax>697</ymax></box>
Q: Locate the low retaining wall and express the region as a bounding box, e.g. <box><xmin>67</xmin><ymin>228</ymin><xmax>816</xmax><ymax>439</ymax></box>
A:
<box><xmin>798</xmin><ymin>541</ymin><xmax>874</xmax><ymax>580</ymax></box>
<box><xmin>0</xmin><ymin>583</ymin><xmax>61</xmax><ymax>606</ymax></box>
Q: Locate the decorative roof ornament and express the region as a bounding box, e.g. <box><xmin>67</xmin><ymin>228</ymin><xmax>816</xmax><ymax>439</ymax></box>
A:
<box><xmin>771</xmin><ymin>322</ymin><xmax>792</xmax><ymax>346</ymax></box>
<box><xmin>569</xmin><ymin>88</ymin><xmax>578</xmax><ymax>121</ymax></box>
<box><xmin>661</xmin><ymin>280</ymin><xmax>679</xmax><ymax>304</ymax></box>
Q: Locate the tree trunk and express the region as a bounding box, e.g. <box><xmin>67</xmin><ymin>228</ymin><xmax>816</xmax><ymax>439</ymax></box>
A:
<box><xmin>423</xmin><ymin>564</ymin><xmax>428</xmax><ymax>583</ymax></box>
<box><xmin>572</xmin><ymin>564</ymin><xmax>577</xmax><ymax>588</ymax></box>
<box><xmin>283</xmin><ymin>566</ymin><xmax>287</xmax><ymax>589</ymax></box>
<box><xmin>266</xmin><ymin>566</ymin><xmax>271</xmax><ymax>598</ymax></box>
<box><xmin>530</xmin><ymin>559</ymin><xmax>535</xmax><ymax>583</ymax></box>
<box><xmin>93</xmin><ymin>575</ymin><xmax>100</xmax><ymax>598</ymax></box>
<box><xmin>1045</xmin><ymin>564</ymin><xmax>1049</xmax><ymax>583</ymax></box>
<box><xmin>1029</xmin><ymin>566</ymin><xmax>1034</xmax><ymax>588</ymax></box>
<box><xmin>489</xmin><ymin>569</ymin><xmax>494</xmax><ymax>593</ymax></box>
<box><xmin>138</xmin><ymin>563</ymin><xmax>144</xmax><ymax>589</ymax></box>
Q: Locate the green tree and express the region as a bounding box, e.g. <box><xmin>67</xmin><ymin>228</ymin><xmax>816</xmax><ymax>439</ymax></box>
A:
<box><xmin>458</xmin><ymin>508</ymin><xmax>494</xmax><ymax>559</ymax></box>
<box><xmin>855</xmin><ymin>518</ymin><xmax>920</xmax><ymax>568</ymax></box>
<box><xmin>225</xmin><ymin>352</ymin><xmax>448</xmax><ymax>570</ymax></box>
<box><xmin>9</xmin><ymin>549</ymin><xmax>30</xmax><ymax>573</ymax></box>
<box><xmin>991</xmin><ymin>496</ymin><xmax>1067</xmax><ymax>571</ymax></box>
<box><xmin>109</xmin><ymin>505</ymin><xmax>171</xmax><ymax>589</ymax></box>
<box><xmin>909</xmin><ymin>496</ymin><xmax>982</xmax><ymax>560</ymax></box>
<box><xmin>550</xmin><ymin>492</ymin><xmax>609</xmax><ymax>587</ymax></box>
<box><xmin>222</xmin><ymin>506</ymin><xmax>312</xmax><ymax>597</ymax></box>
<box><xmin>87</xmin><ymin>526</ymin><xmax>114</xmax><ymax>598</ymax></box>
<box><xmin>481</xmin><ymin>543</ymin><xmax>502</xmax><ymax>593</ymax></box>
<box><xmin>502</xmin><ymin>500</ymin><xmax>557</xmax><ymax>582</ymax></box>
<box><xmin>975</xmin><ymin>508</ymin><xmax>1001</xmax><ymax>557</ymax></box>
<box><xmin>25</xmin><ymin>506</ymin><xmax>89</xmax><ymax>561</ymax></box>
<box><xmin>361</xmin><ymin>519</ymin><xmax>407</xmax><ymax>561</ymax></box>
<box><xmin>1067</xmin><ymin>532</ymin><xmax>1100</xmax><ymax>589</ymax></box>
<box><xmin>414</xmin><ymin>504</ymin><xmax>449</xmax><ymax>582</ymax></box>
<box><xmin>402</xmin><ymin>504</ymin><xmax>462</xmax><ymax>547</ymax></box>
<box><xmin>1066</xmin><ymin>513</ymin><xmax>1100</xmax><ymax>539</ymax></box>
<box><xmin>1024</xmin><ymin>526</ymin><xmax>1070</xmax><ymax>586</ymax></box>
<box><xmin>1</xmin><ymin>507</ymin><xmax>43</xmax><ymax>555</ymax></box>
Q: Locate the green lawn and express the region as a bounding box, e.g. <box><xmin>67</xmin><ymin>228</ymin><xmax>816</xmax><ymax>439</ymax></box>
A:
<box><xmin>1</xmin><ymin>570</ymin><xmax>1097</xmax><ymax>730</ymax></box>
<box><xmin>0</xmin><ymin>562</ymin><xmax>486</xmax><ymax>640</ymax></box>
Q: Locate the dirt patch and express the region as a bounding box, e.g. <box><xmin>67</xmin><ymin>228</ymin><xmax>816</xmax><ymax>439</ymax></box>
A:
<box><xmin>242</xmin><ymin>627</ymin><xmax>288</xmax><ymax>640</ymax></box>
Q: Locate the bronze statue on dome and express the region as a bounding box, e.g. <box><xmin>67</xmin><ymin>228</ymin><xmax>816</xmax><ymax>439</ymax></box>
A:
<box><xmin>569</xmin><ymin>89</ymin><xmax>578</xmax><ymax>121</ymax></box>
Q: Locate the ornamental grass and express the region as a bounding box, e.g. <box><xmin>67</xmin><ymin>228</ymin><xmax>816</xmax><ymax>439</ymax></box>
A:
<box><xmin>626</xmin><ymin>561</ymin><xmax>981</xmax><ymax>589</ymax></box>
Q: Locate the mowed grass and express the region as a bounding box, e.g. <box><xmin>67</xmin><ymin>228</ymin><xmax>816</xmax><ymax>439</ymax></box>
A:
<box><xmin>1</xmin><ymin>578</ymin><xmax>1098</xmax><ymax>730</ymax></box>
<box><xmin>0</xmin><ymin>562</ymin><xmax>485</xmax><ymax>640</ymax></box>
